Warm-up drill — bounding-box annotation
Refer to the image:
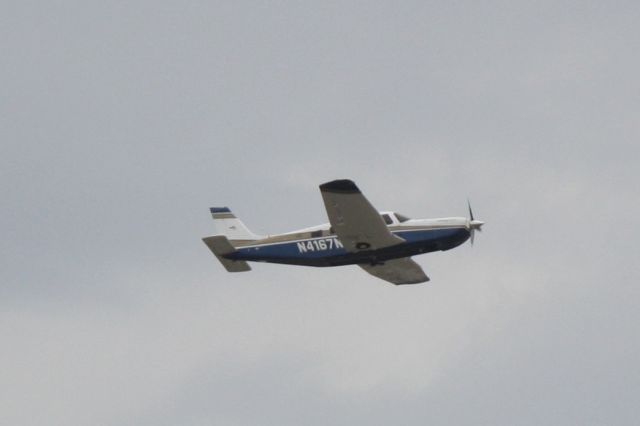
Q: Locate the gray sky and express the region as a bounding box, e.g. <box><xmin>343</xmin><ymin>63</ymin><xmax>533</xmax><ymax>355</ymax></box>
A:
<box><xmin>2</xmin><ymin>1</ymin><xmax>639</xmax><ymax>425</ymax></box>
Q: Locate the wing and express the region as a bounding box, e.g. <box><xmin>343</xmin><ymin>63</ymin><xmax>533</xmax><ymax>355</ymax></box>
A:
<box><xmin>359</xmin><ymin>257</ymin><xmax>429</xmax><ymax>285</ymax></box>
<box><xmin>319</xmin><ymin>179</ymin><xmax>404</xmax><ymax>252</ymax></box>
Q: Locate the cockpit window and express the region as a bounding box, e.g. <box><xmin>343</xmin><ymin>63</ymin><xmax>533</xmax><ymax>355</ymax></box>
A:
<box><xmin>381</xmin><ymin>214</ymin><xmax>393</xmax><ymax>225</ymax></box>
<box><xmin>395</xmin><ymin>213</ymin><xmax>411</xmax><ymax>223</ymax></box>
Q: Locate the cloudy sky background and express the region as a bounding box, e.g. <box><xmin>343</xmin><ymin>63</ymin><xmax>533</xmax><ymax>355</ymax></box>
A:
<box><xmin>2</xmin><ymin>1</ymin><xmax>639</xmax><ymax>424</ymax></box>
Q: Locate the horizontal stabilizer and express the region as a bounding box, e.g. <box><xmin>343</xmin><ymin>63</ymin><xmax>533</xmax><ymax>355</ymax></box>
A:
<box><xmin>202</xmin><ymin>235</ymin><xmax>251</xmax><ymax>272</ymax></box>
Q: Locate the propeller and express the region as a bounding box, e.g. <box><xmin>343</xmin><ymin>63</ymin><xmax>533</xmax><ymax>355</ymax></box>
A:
<box><xmin>467</xmin><ymin>199</ymin><xmax>484</xmax><ymax>245</ymax></box>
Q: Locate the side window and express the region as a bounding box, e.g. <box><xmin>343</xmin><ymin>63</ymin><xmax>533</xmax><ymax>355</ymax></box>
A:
<box><xmin>381</xmin><ymin>214</ymin><xmax>393</xmax><ymax>225</ymax></box>
<box><xmin>310</xmin><ymin>230</ymin><xmax>322</xmax><ymax>238</ymax></box>
<box><xmin>395</xmin><ymin>213</ymin><xmax>411</xmax><ymax>223</ymax></box>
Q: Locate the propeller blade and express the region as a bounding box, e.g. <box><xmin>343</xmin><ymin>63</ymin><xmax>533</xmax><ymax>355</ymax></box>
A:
<box><xmin>467</xmin><ymin>200</ymin><xmax>483</xmax><ymax>246</ymax></box>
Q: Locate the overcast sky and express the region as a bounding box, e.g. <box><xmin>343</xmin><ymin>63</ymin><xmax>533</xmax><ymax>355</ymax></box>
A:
<box><xmin>2</xmin><ymin>1</ymin><xmax>639</xmax><ymax>425</ymax></box>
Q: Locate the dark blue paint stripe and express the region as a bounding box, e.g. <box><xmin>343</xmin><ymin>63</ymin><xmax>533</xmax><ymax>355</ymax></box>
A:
<box><xmin>210</xmin><ymin>207</ymin><xmax>231</xmax><ymax>213</ymax></box>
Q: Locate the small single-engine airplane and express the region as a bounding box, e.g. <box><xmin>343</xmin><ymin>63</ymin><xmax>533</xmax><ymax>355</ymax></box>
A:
<box><xmin>203</xmin><ymin>179</ymin><xmax>484</xmax><ymax>285</ymax></box>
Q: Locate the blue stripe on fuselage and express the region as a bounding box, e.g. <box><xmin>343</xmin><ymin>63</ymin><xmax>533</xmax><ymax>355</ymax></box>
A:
<box><xmin>234</xmin><ymin>236</ymin><xmax>347</xmax><ymax>261</ymax></box>
<box><xmin>228</xmin><ymin>227</ymin><xmax>469</xmax><ymax>266</ymax></box>
<box><xmin>394</xmin><ymin>227</ymin><xmax>466</xmax><ymax>244</ymax></box>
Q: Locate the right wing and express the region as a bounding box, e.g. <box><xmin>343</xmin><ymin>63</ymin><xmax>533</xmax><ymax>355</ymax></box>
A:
<box><xmin>359</xmin><ymin>257</ymin><xmax>429</xmax><ymax>285</ymax></box>
<box><xmin>319</xmin><ymin>179</ymin><xmax>404</xmax><ymax>252</ymax></box>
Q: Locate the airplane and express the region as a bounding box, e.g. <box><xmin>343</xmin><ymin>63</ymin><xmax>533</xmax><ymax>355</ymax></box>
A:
<box><xmin>202</xmin><ymin>179</ymin><xmax>484</xmax><ymax>285</ymax></box>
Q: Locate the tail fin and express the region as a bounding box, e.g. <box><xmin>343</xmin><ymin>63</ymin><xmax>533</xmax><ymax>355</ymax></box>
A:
<box><xmin>202</xmin><ymin>235</ymin><xmax>251</xmax><ymax>272</ymax></box>
<box><xmin>210</xmin><ymin>207</ymin><xmax>262</xmax><ymax>242</ymax></box>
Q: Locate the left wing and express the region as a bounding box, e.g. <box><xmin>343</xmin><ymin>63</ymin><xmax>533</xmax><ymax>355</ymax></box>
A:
<box><xmin>359</xmin><ymin>257</ymin><xmax>429</xmax><ymax>285</ymax></box>
<box><xmin>319</xmin><ymin>179</ymin><xmax>404</xmax><ymax>252</ymax></box>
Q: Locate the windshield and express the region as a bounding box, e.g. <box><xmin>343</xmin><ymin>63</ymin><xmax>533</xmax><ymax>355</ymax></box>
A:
<box><xmin>394</xmin><ymin>213</ymin><xmax>411</xmax><ymax>223</ymax></box>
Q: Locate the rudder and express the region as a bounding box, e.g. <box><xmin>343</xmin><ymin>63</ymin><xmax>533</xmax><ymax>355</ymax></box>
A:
<box><xmin>210</xmin><ymin>207</ymin><xmax>262</xmax><ymax>242</ymax></box>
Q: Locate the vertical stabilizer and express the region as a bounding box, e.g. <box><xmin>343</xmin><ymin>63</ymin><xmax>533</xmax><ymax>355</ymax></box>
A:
<box><xmin>210</xmin><ymin>207</ymin><xmax>261</xmax><ymax>241</ymax></box>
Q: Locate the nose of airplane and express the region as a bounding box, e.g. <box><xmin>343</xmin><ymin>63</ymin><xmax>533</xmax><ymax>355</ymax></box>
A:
<box><xmin>467</xmin><ymin>219</ymin><xmax>484</xmax><ymax>245</ymax></box>
<box><xmin>469</xmin><ymin>219</ymin><xmax>484</xmax><ymax>230</ymax></box>
<box><xmin>466</xmin><ymin>200</ymin><xmax>484</xmax><ymax>245</ymax></box>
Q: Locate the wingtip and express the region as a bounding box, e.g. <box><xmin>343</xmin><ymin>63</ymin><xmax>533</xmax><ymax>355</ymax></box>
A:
<box><xmin>319</xmin><ymin>179</ymin><xmax>360</xmax><ymax>193</ymax></box>
<box><xmin>210</xmin><ymin>207</ymin><xmax>231</xmax><ymax>213</ymax></box>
